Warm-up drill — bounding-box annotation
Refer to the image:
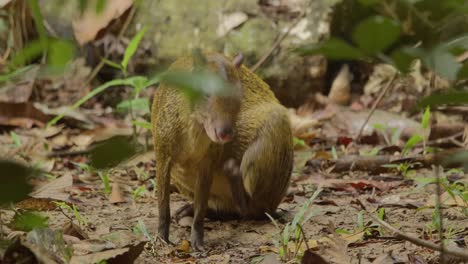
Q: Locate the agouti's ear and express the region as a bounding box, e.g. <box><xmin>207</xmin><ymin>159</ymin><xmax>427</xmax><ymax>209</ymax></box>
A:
<box><xmin>233</xmin><ymin>53</ymin><xmax>244</xmax><ymax>68</ymax></box>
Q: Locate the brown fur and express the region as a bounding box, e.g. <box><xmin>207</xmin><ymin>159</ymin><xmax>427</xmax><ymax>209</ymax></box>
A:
<box><xmin>151</xmin><ymin>52</ymin><xmax>293</xmax><ymax>250</ymax></box>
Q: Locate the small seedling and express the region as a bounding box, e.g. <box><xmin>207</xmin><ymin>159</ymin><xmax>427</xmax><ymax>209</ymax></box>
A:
<box><xmin>98</xmin><ymin>170</ymin><xmax>112</xmax><ymax>196</ymax></box>
<box><xmin>54</xmin><ymin>202</ymin><xmax>87</xmax><ymax>226</ymax></box>
<box><xmin>382</xmin><ymin>162</ymin><xmax>415</xmax><ymax>178</ymax></box>
<box><xmin>132</xmin><ymin>185</ymin><xmax>147</xmax><ymax>202</ymax></box>
<box><xmin>331</xmin><ymin>146</ymin><xmax>338</xmax><ymax>160</ymax></box>
<box><xmin>266</xmin><ymin>188</ymin><xmax>322</xmax><ymax>262</ymax></box>
<box><xmin>10</xmin><ymin>131</ymin><xmax>22</xmax><ymax>147</ymax></box>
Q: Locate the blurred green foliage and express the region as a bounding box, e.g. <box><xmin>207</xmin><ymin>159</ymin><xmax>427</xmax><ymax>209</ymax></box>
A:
<box><xmin>0</xmin><ymin>160</ymin><xmax>36</xmax><ymax>204</ymax></box>
<box><xmin>9</xmin><ymin>211</ymin><xmax>49</xmax><ymax>232</ymax></box>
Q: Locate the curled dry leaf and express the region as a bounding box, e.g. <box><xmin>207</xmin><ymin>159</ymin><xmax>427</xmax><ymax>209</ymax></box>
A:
<box><xmin>0</xmin><ymin>0</ymin><xmax>13</xmax><ymax>8</ymax></box>
<box><xmin>289</xmin><ymin>108</ymin><xmax>320</xmax><ymax>137</ymax></box>
<box><xmin>72</xmin><ymin>0</ymin><xmax>134</xmax><ymax>45</ymax></box>
<box><xmin>425</xmin><ymin>192</ymin><xmax>467</xmax><ymax>208</ymax></box>
<box><xmin>328</xmin><ymin>64</ymin><xmax>352</xmax><ymax>105</ymax></box>
<box><xmin>30</xmin><ymin>173</ymin><xmax>73</xmax><ymax>202</ymax></box>
<box><xmin>217</xmin><ymin>12</ymin><xmax>248</xmax><ymax>37</ymax></box>
<box><xmin>109</xmin><ymin>182</ymin><xmax>125</xmax><ymax>204</ymax></box>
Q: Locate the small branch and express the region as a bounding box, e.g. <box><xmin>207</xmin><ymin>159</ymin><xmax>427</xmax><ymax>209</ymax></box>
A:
<box><xmin>85</xmin><ymin>4</ymin><xmax>137</xmax><ymax>84</ymax></box>
<box><xmin>355</xmin><ymin>72</ymin><xmax>397</xmax><ymax>141</ymax></box>
<box><xmin>434</xmin><ymin>166</ymin><xmax>446</xmax><ymax>263</ymax></box>
<box><xmin>251</xmin><ymin>11</ymin><xmax>305</xmax><ymax>72</ymax></box>
<box><xmin>370</xmin><ymin>215</ymin><xmax>468</xmax><ymax>260</ymax></box>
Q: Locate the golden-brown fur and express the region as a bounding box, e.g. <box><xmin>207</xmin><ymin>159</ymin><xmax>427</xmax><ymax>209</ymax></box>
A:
<box><xmin>151</xmin><ymin>52</ymin><xmax>293</xmax><ymax>249</ymax></box>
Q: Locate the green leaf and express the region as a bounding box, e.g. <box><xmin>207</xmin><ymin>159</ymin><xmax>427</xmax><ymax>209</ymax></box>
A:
<box><xmin>357</xmin><ymin>0</ymin><xmax>380</xmax><ymax>6</ymax></box>
<box><xmin>9</xmin><ymin>211</ymin><xmax>48</xmax><ymax>232</ymax></box>
<box><xmin>0</xmin><ymin>65</ymin><xmax>37</xmax><ymax>83</ymax></box>
<box><xmin>89</xmin><ymin>136</ymin><xmax>139</xmax><ymax>169</ymax></box>
<box><xmin>117</xmin><ymin>98</ymin><xmax>149</xmax><ymax>112</ymax></box>
<box><xmin>418</xmin><ymin>91</ymin><xmax>468</xmax><ymax>108</ymax></box>
<box><xmin>10</xmin><ymin>131</ymin><xmax>22</xmax><ymax>147</ymax></box>
<box><xmin>295</xmin><ymin>37</ymin><xmax>365</xmax><ymax>60</ymax></box>
<box><xmin>125</xmin><ymin>76</ymin><xmax>149</xmax><ymax>93</ymax></box>
<box><xmin>403</xmin><ymin>134</ymin><xmax>423</xmax><ymax>155</ymax></box>
<box><xmin>160</xmin><ymin>70</ymin><xmax>235</xmax><ymax>102</ymax></box>
<box><xmin>10</xmin><ymin>40</ymin><xmax>43</xmax><ymax>67</ymax></box>
<box><xmin>47</xmin><ymin>78</ymin><xmax>139</xmax><ymax>127</ymax></box>
<box><xmin>335</xmin><ymin>228</ymin><xmax>351</xmax><ymax>235</ymax></box>
<box><xmin>293</xmin><ymin>137</ymin><xmax>306</xmax><ymax>147</ymax></box>
<box><xmin>48</xmin><ymin>39</ymin><xmax>76</xmax><ymax>67</ymax></box>
<box><xmin>102</xmin><ymin>58</ymin><xmax>123</xmax><ymax>70</ymax></box>
<box><xmin>95</xmin><ymin>0</ymin><xmax>106</xmax><ymax>13</ymax></box>
<box><xmin>357</xmin><ymin>211</ymin><xmax>364</xmax><ymax>229</ymax></box>
<box><xmin>26</xmin><ymin>0</ymin><xmax>47</xmax><ymax>52</ymax></box>
<box><xmin>352</xmin><ymin>16</ymin><xmax>401</xmax><ymax>55</ymax></box>
<box><xmin>0</xmin><ymin>160</ymin><xmax>35</xmax><ymax>204</ymax></box>
<box><xmin>121</xmin><ymin>26</ymin><xmax>148</xmax><ymax>72</ymax></box>
<box><xmin>424</xmin><ymin>47</ymin><xmax>462</xmax><ymax>81</ymax></box>
<box><xmin>378</xmin><ymin>208</ymin><xmax>385</xmax><ymax>220</ymax></box>
<box><xmin>421</xmin><ymin>106</ymin><xmax>431</xmax><ymax>129</ymax></box>
<box><xmin>132</xmin><ymin>120</ymin><xmax>152</xmax><ymax>130</ymax></box>
<box><xmin>391</xmin><ymin>47</ymin><xmax>421</xmax><ymax>74</ymax></box>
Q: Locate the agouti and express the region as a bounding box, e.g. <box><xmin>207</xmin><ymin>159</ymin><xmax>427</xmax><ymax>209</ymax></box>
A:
<box><xmin>151</xmin><ymin>52</ymin><xmax>293</xmax><ymax>251</ymax></box>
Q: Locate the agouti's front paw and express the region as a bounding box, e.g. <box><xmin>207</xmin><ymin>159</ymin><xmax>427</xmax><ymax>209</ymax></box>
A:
<box><xmin>223</xmin><ymin>158</ymin><xmax>241</xmax><ymax>178</ymax></box>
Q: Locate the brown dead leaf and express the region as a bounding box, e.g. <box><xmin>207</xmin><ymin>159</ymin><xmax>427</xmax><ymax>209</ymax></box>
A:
<box><xmin>339</xmin><ymin>231</ymin><xmax>364</xmax><ymax>244</ymax></box>
<box><xmin>30</xmin><ymin>173</ymin><xmax>73</xmax><ymax>201</ymax></box>
<box><xmin>63</xmin><ymin>222</ymin><xmax>89</xmax><ymax>240</ymax></box>
<box><xmin>72</xmin><ymin>0</ymin><xmax>134</xmax><ymax>45</ymax></box>
<box><xmin>363</xmin><ymin>64</ymin><xmax>398</xmax><ymax>96</ymax></box>
<box><xmin>0</xmin><ymin>65</ymin><xmax>39</xmax><ymax>103</ymax></box>
<box><xmin>15</xmin><ymin>197</ymin><xmax>59</xmax><ymax>211</ymax></box>
<box><xmin>109</xmin><ymin>182</ymin><xmax>125</xmax><ymax>204</ymax></box>
<box><xmin>328</xmin><ymin>64</ymin><xmax>352</xmax><ymax>106</ymax></box>
<box><xmin>217</xmin><ymin>12</ymin><xmax>248</xmax><ymax>37</ymax></box>
<box><xmin>310</xmin><ymin>176</ymin><xmax>401</xmax><ymax>193</ymax></box>
<box><xmin>318</xmin><ymin>234</ymin><xmax>352</xmax><ymax>264</ymax></box>
<box><xmin>425</xmin><ymin>192</ymin><xmax>467</xmax><ymax>208</ymax></box>
<box><xmin>0</xmin><ymin>102</ymin><xmax>50</xmax><ymax>128</ymax></box>
<box><xmin>71</xmin><ymin>238</ymin><xmax>145</xmax><ymax>264</ymax></box>
<box><xmin>0</xmin><ymin>0</ymin><xmax>14</xmax><ymax>8</ymax></box>
<box><xmin>371</xmin><ymin>253</ymin><xmax>395</xmax><ymax>264</ymax></box>
<box><xmin>289</xmin><ymin>108</ymin><xmax>320</xmax><ymax>137</ymax></box>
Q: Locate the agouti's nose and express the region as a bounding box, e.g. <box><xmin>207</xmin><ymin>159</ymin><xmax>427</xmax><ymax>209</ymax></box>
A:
<box><xmin>218</xmin><ymin>126</ymin><xmax>234</xmax><ymax>141</ymax></box>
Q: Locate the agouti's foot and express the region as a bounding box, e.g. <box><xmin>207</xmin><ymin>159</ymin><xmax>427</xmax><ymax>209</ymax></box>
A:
<box><xmin>190</xmin><ymin>228</ymin><xmax>206</xmax><ymax>252</ymax></box>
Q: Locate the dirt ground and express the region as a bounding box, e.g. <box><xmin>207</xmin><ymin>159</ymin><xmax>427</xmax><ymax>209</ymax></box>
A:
<box><xmin>3</xmin><ymin>144</ymin><xmax>465</xmax><ymax>264</ymax></box>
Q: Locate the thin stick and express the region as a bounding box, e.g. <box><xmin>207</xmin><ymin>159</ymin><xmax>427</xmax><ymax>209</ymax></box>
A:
<box><xmin>355</xmin><ymin>72</ymin><xmax>397</xmax><ymax>141</ymax></box>
<box><xmin>251</xmin><ymin>11</ymin><xmax>305</xmax><ymax>72</ymax></box>
<box><xmin>434</xmin><ymin>166</ymin><xmax>446</xmax><ymax>263</ymax></box>
<box><xmin>371</xmin><ymin>215</ymin><xmax>468</xmax><ymax>260</ymax></box>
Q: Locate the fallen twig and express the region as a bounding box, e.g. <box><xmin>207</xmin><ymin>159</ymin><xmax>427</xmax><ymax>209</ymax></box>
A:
<box><xmin>356</xmin><ymin>72</ymin><xmax>397</xmax><ymax>141</ymax></box>
<box><xmin>304</xmin><ymin>149</ymin><xmax>465</xmax><ymax>173</ymax></box>
<box><xmin>251</xmin><ymin>11</ymin><xmax>305</xmax><ymax>72</ymax></box>
<box><xmin>370</xmin><ymin>215</ymin><xmax>468</xmax><ymax>260</ymax></box>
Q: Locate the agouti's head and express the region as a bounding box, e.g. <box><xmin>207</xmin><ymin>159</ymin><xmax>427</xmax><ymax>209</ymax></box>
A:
<box><xmin>196</xmin><ymin>53</ymin><xmax>244</xmax><ymax>144</ymax></box>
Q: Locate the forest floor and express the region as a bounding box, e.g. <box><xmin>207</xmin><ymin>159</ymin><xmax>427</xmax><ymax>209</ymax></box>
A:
<box><xmin>0</xmin><ymin>67</ymin><xmax>467</xmax><ymax>264</ymax></box>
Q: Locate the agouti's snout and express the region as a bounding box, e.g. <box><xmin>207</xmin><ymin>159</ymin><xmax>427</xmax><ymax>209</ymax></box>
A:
<box><xmin>216</xmin><ymin>123</ymin><xmax>234</xmax><ymax>142</ymax></box>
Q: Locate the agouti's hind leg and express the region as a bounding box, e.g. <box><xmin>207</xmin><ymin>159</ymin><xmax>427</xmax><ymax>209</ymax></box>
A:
<box><xmin>240</xmin><ymin>113</ymin><xmax>293</xmax><ymax>219</ymax></box>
